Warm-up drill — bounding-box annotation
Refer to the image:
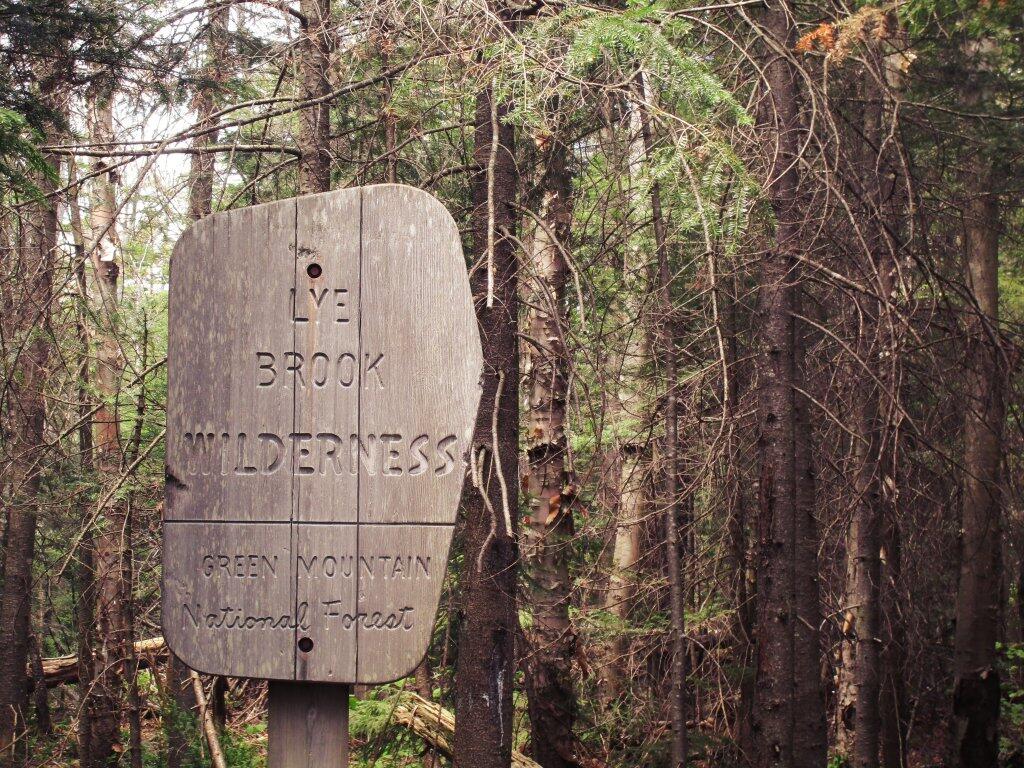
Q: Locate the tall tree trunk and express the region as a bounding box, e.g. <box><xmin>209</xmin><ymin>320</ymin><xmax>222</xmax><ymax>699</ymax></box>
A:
<box><xmin>80</xmin><ymin>86</ymin><xmax>132</xmax><ymax>768</ymax></box>
<box><xmin>453</xmin><ymin>81</ymin><xmax>519</xmax><ymax>768</ymax></box>
<box><xmin>751</xmin><ymin>4</ymin><xmax>826</xmax><ymax>767</ymax></box>
<box><xmin>297</xmin><ymin>0</ymin><xmax>332</xmax><ymax>194</ymax></box>
<box><xmin>850</xmin><ymin>420</ymin><xmax>882</xmax><ymax>768</ymax></box>
<box><xmin>164</xmin><ymin>655</ymin><xmax>200</xmax><ymax>768</ymax></box>
<box><xmin>600</xmin><ymin>443</ymin><xmax>644</xmax><ymax>702</ymax></box>
<box><xmin>0</xmin><ymin>123</ymin><xmax>57</xmax><ymax>768</ymax></box>
<box><xmin>521</xmin><ymin>127</ymin><xmax>580</xmax><ymax>768</ymax></box>
<box><xmin>792</xmin><ymin>294</ymin><xmax>827</xmax><ymax>767</ymax></box>
<box><xmin>951</xmin><ymin>139</ymin><xmax>1003</xmax><ymax>768</ymax></box>
<box><xmin>636</xmin><ymin>80</ymin><xmax>687</xmax><ymax>768</ymax></box>
<box><xmin>76</xmin><ymin>546</ymin><xmax>97</xmax><ymax>766</ymax></box>
<box><xmin>835</xmin><ymin>543</ymin><xmax>858</xmax><ymax>755</ymax></box>
<box><xmin>834</xmin><ymin>42</ymin><xmax>909</xmax><ymax>767</ymax></box>
<box><xmin>847</xmin><ymin>88</ymin><xmax>888</xmax><ymax>768</ymax></box>
<box><xmin>722</xmin><ymin>285</ymin><xmax>756</xmax><ymax>760</ymax></box>
<box><xmin>599</xmin><ymin>103</ymin><xmax>650</xmax><ymax>705</ymax></box>
<box><xmin>69</xmin><ymin>161</ymin><xmax>98</xmax><ymax>768</ymax></box>
<box><xmin>880</xmin><ymin>513</ymin><xmax>908</xmax><ymax>768</ymax></box>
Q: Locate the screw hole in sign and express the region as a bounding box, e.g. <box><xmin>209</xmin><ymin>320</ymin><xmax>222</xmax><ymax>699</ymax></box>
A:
<box><xmin>298</xmin><ymin>637</ymin><xmax>314</xmax><ymax>653</ymax></box>
<box><xmin>306</xmin><ymin>262</ymin><xmax>322</xmax><ymax>279</ymax></box>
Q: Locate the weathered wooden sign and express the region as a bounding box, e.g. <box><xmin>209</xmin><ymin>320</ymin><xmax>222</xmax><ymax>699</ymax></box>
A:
<box><xmin>163</xmin><ymin>185</ymin><xmax>481</xmax><ymax>684</ymax></box>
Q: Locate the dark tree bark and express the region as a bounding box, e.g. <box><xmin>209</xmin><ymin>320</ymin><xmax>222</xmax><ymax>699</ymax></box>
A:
<box><xmin>833</xmin><ymin>41</ymin><xmax>910</xmax><ymax>767</ymax></box>
<box><xmin>413</xmin><ymin>657</ymin><xmax>433</xmax><ymax>699</ymax></box>
<box><xmin>947</xmin><ymin>41</ymin><xmax>1005</xmax><ymax>768</ymax></box>
<box><xmin>0</xmin><ymin>50</ymin><xmax>63</xmax><ymax>759</ymax></box>
<box><xmin>636</xmin><ymin>80</ymin><xmax>687</xmax><ymax>768</ymax></box>
<box><xmin>750</xmin><ymin>4</ymin><xmax>826</xmax><ymax>768</ymax></box>
<box><xmin>848</xmin><ymin>399</ymin><xmax>883</xmax><ymax>768</ymax></box>
<box><xmin>792</xmin><ymin>294</ymin><xmax>827</xmax><ymax>768</ymax></box>
<box><xmin>165</xmin><ymin>655</ymin><xmax>200</xmax><ymax>768</ymax></box>
<box><xmin>29</xmin><ymin>630</ymin><xmax>51</xmax><ymax>736</ymax></box>
<box><xmin>76</xmin><ymin>546</ymin><xmax>96</xmax><ymax>767</ymax></box>
<box><xmin>951</xmin><ymin>148</ymin><xmax>1003</xmax><ymax>768</ymax></box>
<box><xmin>0</xmin><ymin>147</ymin><xmax>56</xmax><ymax>768</ymax></box>
<box><xmin>1018</xmin><ymin>552</ymin><xmax>1024</xmax><ymax>652</ymax></box>
<box><xmin>452</xmin><ymin>82</ymin><xmax>519</xmax><ymax>768</ymax></box>
<box><xmin>297</xmin><ymin>0</ymin><xmax>332</xmax><ymax>194</ymax></box>
<box><xmin>521</xmin><ymin>125</ymin><xmax>580</xmax><ymax>768</ymax></box>
<box><xmin>849</xmin><ymin>81</ymin><xmax>887</xmax><ymax>768</ymax></box>
<box><xmin>80</xmin><ymin>85</ymin><xmax>132</xmax><ymax>768</ymax></box>
<box><xmin>723</xmin><ymin>286</ymin><xmax>756</xmax><ymax>761</ymax></box>
<box><xmin>598</xmin><ymin>99</ymin><xmax>649</xmax><ymax>707</ymax></box>
<box><xmin>880</xmin><ymin>513</ymin><xmax>908</xmax><ymax>768</ymax></box>
<box><xmin>70</xmin><ymin>171</ymin><xmax>96</xmax><ymax>768</ymax></box>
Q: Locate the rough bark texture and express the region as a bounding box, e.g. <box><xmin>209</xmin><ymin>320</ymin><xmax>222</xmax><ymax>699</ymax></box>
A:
<box><xmin>792</xmin><ymin>293</ymin><xmax>827</xmax><ymax>767</ymax></box>
<box><xmin>166</xmin><ymin>654</ymin><xmax>200</xmax><ymax>768</ymax></box>
<box><xmin>0</xmin><ymin>138</ymin><xmax>56</xmax><ymax>768</ymax></box>
<box><xmin>413</xmin><ymin>658</ymin><xmax>433</xmax><ymax>699</ymax></box>
<box><xmin>850</xmin><ymin>415</ymin><xmax>882</xmax><ymax>768</ymax></box>
<box><xmin>951</xmin><ymin>150</ymin><xmax>1003</xmax><ymax>768</ymax></box>
<box><xmin>880</xmin><ymin>513</ymin><xmax>908</xmax><ymax>768</ymax></box>
<box><xmin>69</xmin><ymin>161</ymin><xmax>98</xmax><ymax>768</ymax></box>
<box><xmin>751</xmin><ymin>4</ymin><xmax>826</xmax><ymax>767</ymax></box>
<box><xmin>452</xmin><ymin>83</ymin><xmax>519</xmax><ymax>768</ymax></box>
<box><xmin>297</xmin><ymin>0</ymin><xmax>332</xmax><ymax>194</ymax></box>
<box><xmin>723</xmin><ymin>292</ymin><xmax>756</xmax><ymax>760</ymax></box>
<box><xmin>79</xmin><ymin>87</ymin><xmax>132</xmax><ymax>768</ymax></box>
<box><xmin>599</xmin><ymin>109</ymin><xmax>649</xmax><ymax>705</ymax></box>
<box><xmin>76</xmin><ymin>544</ymin><xmax>96</xmax><ymax>766</ymax></box>
<box><xmin>521</xmin><ymin>129</ymin><xmax>580</xmax><ymax>768</ymax></box>
<box><xmin>833</xmin><ymin>46</ymin><xmax>909</xmax><ymax>766</ymax></box>
<box><xmin>843</xmin><ymin>85</ymin><xmax>887</xmax><ymax>768</ymax></box>
<box><xmin>637</xmin><ymin>82</ymin><xmax>687</xmax><ymax>767</ymax></box>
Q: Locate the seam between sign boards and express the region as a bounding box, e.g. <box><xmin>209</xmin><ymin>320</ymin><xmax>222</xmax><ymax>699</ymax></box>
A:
<box><xmin>355</xmin><ymin>186</ymin><xmax>363</xmax><ymax>682</ymax></box>
<box><xmin>291</xmin><ymin>198</ymin><xmax>300</xmax><ymax>680</ymax></box>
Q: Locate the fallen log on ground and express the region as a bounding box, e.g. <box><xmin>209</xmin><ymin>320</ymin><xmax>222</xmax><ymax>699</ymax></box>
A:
<box><xmin>32</xmin><ymin>636</ymin><xmax>168</xmax><ymax>689</ymax></box>
<box><xmin>392</xmin><ymin>691</ymin><xmax>541</xmax><ymax>768</ymax></box>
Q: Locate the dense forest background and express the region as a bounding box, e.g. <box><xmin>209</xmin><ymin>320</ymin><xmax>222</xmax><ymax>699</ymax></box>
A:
<box><xmin>1</xmin><ymin>0</ymin><xmax>1022</xmax><ymax>766</ymax></box>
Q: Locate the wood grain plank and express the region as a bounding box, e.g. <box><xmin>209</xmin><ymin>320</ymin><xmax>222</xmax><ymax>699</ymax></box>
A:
<box><xmin>358</xmin><ymin>185</ymin><xmax>482</xmax><ymax>526</ymax></box>
<box><xmin>355</xmin><ymin>524</ymin><xmax>454</xmax><ymax>683</ymax></box>
<box><xmin>268</xmin><ymin>681</ymin><xmax>349</xmax><ymax>767</ymax></box>
<box><xmin>166</xmin><ymin>200</ymin><xmax>297</xmax><ymax>523</ymax></box>
<box><xmin>292</xmin><ymin>190</ymin><xmax>362</xmax><ymax>681</ymax></box>
<box><xmin>294</xmin><ymin>524</ymin><xmax>358</xmax><ymax>682</ymax></box>
<box><xmin>163</xmin><ymin>522</ymin><xmax>295</xmax><ymax>679</ymax></box>
<box><xmin>165</xmin><ymin>186</ymin><xmax>479</xmax><ymax>684</ymax></box>
<box><xmin>166</xmin><ymin>199</ymin><xmax>299</xmax><ymax>677</ymax></box>
<box><xmin>293</xmin><ymin>189</ymin><xmax>361</xmax><ymax>524</ymax></box>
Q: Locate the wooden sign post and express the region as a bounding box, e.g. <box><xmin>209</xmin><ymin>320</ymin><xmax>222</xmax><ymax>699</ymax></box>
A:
<box><xmin>163</xmin><ymin>185</ymin><xmax>482</xmax><ymax>766</ymax></box>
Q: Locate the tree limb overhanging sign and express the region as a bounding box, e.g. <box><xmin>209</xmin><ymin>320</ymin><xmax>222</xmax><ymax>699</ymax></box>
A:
<box><xmin>163</xmin><ymin>185</ymin><xmax>482</xmax><ymax>683</ymax></box>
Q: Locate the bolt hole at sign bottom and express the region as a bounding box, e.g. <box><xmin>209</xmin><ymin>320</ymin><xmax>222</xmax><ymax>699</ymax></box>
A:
<box><xmin>298</xmin><ymin>637</ymin><xmax>314</xmax><ymax>653</ymax></box>
<box><xmin>306</xmin><ymin>262</ymin><xmax>322</xmax><ymax>279</ymax></box>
